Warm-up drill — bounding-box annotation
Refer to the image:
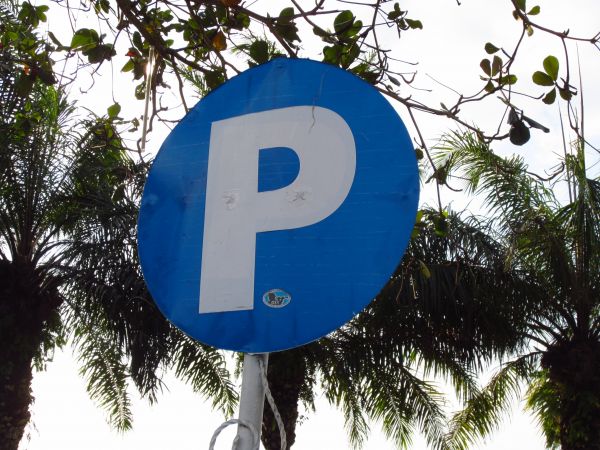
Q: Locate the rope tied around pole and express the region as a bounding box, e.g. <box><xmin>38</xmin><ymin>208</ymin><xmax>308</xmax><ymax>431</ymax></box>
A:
<box><xmin>258</xmin><ymin>358</ymin><xmax>287</xmax><ymax>450</ymax></box>
<box><xmin>208</xmin><ymin>419</ymin><xmax>258</xmax><ymax>450</ymax></box>
<box><xmin>208</xmin><ymin>355</ymin><xmax>287</xmax><ymax>450</ymax></box>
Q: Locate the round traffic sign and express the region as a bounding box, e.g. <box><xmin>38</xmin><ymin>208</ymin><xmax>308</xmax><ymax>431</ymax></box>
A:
<box><xmin>138</xmin><ymin>58</ymin><xmax>419</xmax><ymax>353</ymax></box>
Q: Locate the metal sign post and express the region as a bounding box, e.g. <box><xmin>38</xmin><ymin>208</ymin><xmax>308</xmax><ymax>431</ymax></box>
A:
<box><xmin>235</xmin><ymin>353</ymin><xmax>269</xmax><ymax>450</ymax></box>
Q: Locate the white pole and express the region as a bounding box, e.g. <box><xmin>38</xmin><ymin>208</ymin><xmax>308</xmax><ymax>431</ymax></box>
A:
<box><xmin>235</xmin><ymin>353</ymin><xmax>269</xmax><ymax>450</ymax></box>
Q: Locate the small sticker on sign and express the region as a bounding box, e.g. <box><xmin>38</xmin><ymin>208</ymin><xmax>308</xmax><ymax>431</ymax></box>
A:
<box><xmin>262</xmin><ymin>289</ymin><xmax>291</xmax><ymax>308</ymax></box>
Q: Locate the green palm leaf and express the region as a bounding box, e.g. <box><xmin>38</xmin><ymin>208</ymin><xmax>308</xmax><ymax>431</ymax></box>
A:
<box><xmin>436</xmin><ymin>130</ymin><xmax>600</xmax><ymax>450</ymax></box>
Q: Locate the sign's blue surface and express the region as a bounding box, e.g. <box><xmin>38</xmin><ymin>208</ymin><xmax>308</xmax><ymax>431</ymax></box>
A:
<box><xmin>138</xmin><ymin>58</ymin><xmax>419</xmax><ymax>353</ymax></box>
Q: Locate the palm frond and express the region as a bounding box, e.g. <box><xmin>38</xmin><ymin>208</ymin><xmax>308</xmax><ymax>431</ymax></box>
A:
<box><xmin>445</xmin><ymin>353</ymin><xmax>540</xmax><ymax>450</ymax></box>
<box><xmin>0</xmin><ymin>82</ymin><xmax>75</xmax><ymax>263</ymax></box>
<box><xmin>57</xmin><ymin>119</ymin><xmax>238</xmax><ymax>418</ymax></box>
<box><xmin>377</xmin><ymin>208</ymin><xmax>540</xmax><ymax>369</ymax></box>
<box><xmin>340</xmin><ymin>381</ymin><xmax>370</xmax><ymax>448</ymax></box>
<box><xmin>317</xmin><ymin>323</ymin><xmax>448</xmax><ymax>449</ymax></box>
<box><xmin>171</xmin><ymin>335</ymin><xmax>238</xmax><ymax>417</ymax></box>
<box><xmin>436</xmin><ymin>131</ymin><xmax>557</xmax><ymax>237</ymax></box>
<box><xmin>366</xmin><ymin>368</ymin><xmax>448</xmax><ymax>450</ymax></box>
<box><xmin>525</xmin><ymin>370</ymin><xmax>561</xmax><ymax>450</ymax></box>
<box><xmin>75</xmin><ymin>330</ymin><xmax>134</xmax><ymax>431</ymax></box>
<box><xmin>317</xmin><ymin>337</ymin><xmax>370</xmax><ymax>447</ymax></box>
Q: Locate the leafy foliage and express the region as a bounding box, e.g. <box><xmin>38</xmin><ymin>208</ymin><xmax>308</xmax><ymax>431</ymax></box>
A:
<box><xmin>3</xmin><ymin>0</ymin><xmax>598</xmax><ymax>448</ymax></box>
<box><xmin>445</xmin><ymin>354</ymin><xmax>538</xmax><ymax>449</ymax></box>
<box><xmin>0</xmin><ymin>2</ymin><xmax>56</xmax><ymax>97</ymax></box>
<box><xmin>0</xmin><ymin>9</ymin><xmax>237</xmax><ymax>448</ymax></box>
<box><xmin>31</xmin><ymin>0</ymin><xmax>596</xmax><ymax>161</ymax></box>
<box><xmin>436</xmin><ymin>130</ymin><xmax>600</xmax><ymax>450</ymax></box>
<box><xmin>23</xmin><ymin>0</ymin><xmax>595</xmax><ymax>240</ymax></box>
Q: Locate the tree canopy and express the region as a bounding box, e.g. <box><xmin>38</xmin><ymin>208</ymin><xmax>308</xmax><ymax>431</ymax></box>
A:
<box><xmin>23</xmin><ymin>0</ymin><xmax>598</xmax><ymax>228</ymax></box>
<box><xmin>434</xmin><ymin>124</ymin><xmax>600</xmax><ymax>450</ymax></box>
<box><xmin>2</xmin><ymin>0</ymin><xmax>600</xmax><ymax>449</ymax></box>
<box><xmin>0</xmin><ymin>4</ymin><xmax>236</xmax><ymax>449</ymax></box>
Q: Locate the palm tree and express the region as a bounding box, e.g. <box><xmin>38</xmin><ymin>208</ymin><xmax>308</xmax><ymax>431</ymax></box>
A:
<box><xmin>259</xmin><ymin>206</ymin><xmax>537</xmax><ymax>450</ymax></box>
<box><xmin>0</xmin><ymin>6</ymin><xmax>236</xmax><ymax>449</ymax></box>
<box><xmin>436</xmin><ymin>131</ymin><xmax>600</xmax><ymax>450</ymax></box>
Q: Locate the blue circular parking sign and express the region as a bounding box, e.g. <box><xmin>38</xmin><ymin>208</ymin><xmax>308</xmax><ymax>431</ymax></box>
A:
<box><xmin>138</xmin><ymin>58</ymin><xmax>419</xmax><ymax>353</ymax></box>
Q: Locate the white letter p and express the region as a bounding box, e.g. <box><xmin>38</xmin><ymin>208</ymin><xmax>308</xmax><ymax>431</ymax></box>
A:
<box><xmin>199</xmin><ymin>106</ymin><xmax>356</xmax><ymax>313</ymax></box>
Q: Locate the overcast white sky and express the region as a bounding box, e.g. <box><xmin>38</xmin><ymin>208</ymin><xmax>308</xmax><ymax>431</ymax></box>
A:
<box><xmin>18</xmin><ymin>0</ymin><xmax>600</xmax><ymax>449</ymax></box>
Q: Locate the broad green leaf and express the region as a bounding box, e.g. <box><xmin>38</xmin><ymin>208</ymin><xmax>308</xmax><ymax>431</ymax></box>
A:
<box><xmin>484</xmin><ymin>80</ymin><xmax>495</xmax><ymax>93</ymax></box>
<box><xmin>36</xmin><ymin>4</ymin><xmax>48</xmax><ymax>22</ymax></box>
<box><xmin>559</xmin><ymin>87</ymin><xmax>572</xmax><ymax>101</ymax></box>
<box><xmin>492</xmin><ymin>55</ymin><xmax>503</xmax><ymax>76</ymax></box>
<box><xmin>94</xmin><ymin>0</ymin><xmax>110</xmax><ymax>14</ymax></box>
<box><xmin>323</xmin><ymin>45</ymin><xmax>342</xmax><ymax>64</ymax></box>
<box><xmin>6</xmin><ymin>31</ymin><xmax>19</xmax><ymax>42</ymax></box>
<box><xmin>348</xmin><ymin>19</ymin><xmax>363</xmax><ymax>37</ymax></box>
<box><xmin>405</xmin><ymin>19</ymin><xmax>423</xmax><ymax>30</ymax></box>
<box><xmin>527</xmin><ymin>5</ymin><xmax>540</xmax><ymax>15</ymax></box>
<box><xmin>334</xmin><ymin>10</ymin><xmax>354</xmax><ymax>35</ymax></box>
<box><xmin>480</xmin><ymin>59</ymin><xmax>491</xmax><ymax>76</ymax></box>
<box><xmin>275</xmin><ymin>7</ymin><xmax>299</xmax><ymax>42</ymax></box>
<box><xmin>132</xmin><ymin>31</ymin><xmax>144</xmax><ymax>51</ymax></box>
<box><xmin>48</xmin><ymin>31</ymin><xmax>65</xmax><ymax>49</ymax></box>
<box><xmin>515</xmin><ymin>0</ymin><xmax>526</xmax><ymax>11</ymax></box>
<box><xmin>532</xmin><ymin>71</ymin><xmax>554</xmax><ymax>86</ymax></box>
<box><xmin>71</xmin><ymin>28</ymin><xmax>99</xmax><ymax>49</ymax></box>
<box><xmin>278</xmin><ymin>7</ymin><xmax>294</xmax><ymax>21</ymax></box>
<box><xmin>484</xmin><ymin>42</ymin><xmax>500</xmax><ymax>54</ymax></box>
<box><xmin>18</xmin><ymin>2</ymin><xmax>34</xmax><ymax>25</ymax></box>
<box><xmin>542</xmin><ymin>88</ymin><xmax>556</xmax><ymax>104</ymax></box>
<box><xmin>312</xmin><ymin>26</ymin><xmax>328</xmax><ymax>38</ymax></box>
<box><xmin>133</xmin><ymin>61</ymin><xmax>145</xmax><ymax>80</ymax></box>
<box><xmin>184</xmin><ymin>17</ymin><xmax>201</xmax><ymax>30</ymax></box>
<box><xmin>500</xmin><ymin>74</ymin><xmax>518</xmax><ymax>85</ymax></box>
<box><xmin>121</xmin><ymin>60</ymin><xmax>134</xmax><ymax>72</ymax></box>
<box><xmin>388</xmin><ymin>10</ymin><xmax>401</xmax><ymax>21</ymax></box>
<box><xmin>543</xmin><ymin>55</ymin><xmax>559</xmax><ymax>80</ymax></box>
<box><xmin>107</xmin><ymin>103</ymin><xmax>121</xmax><ymax>118</ymax></box>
